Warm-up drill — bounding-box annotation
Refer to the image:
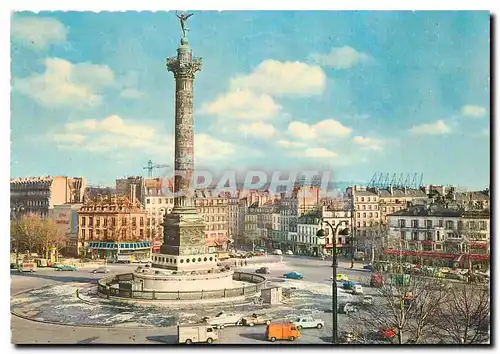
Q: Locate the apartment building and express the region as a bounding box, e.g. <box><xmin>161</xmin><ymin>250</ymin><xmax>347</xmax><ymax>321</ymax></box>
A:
<box><xmin>49</xmin><ymin>203</ymin><xmax>83</xmax><ymax>256</ymax></box>
<box><xmin>387</xmin><ymin>204</ymin><xmax>490</xmax><ymax>266</ymax></box>
<box><xmin>77</xmin><ymin>193</ymin><xmax>147</xmax><ymax>258</ymax></box>
<box><xmin>194</xmin><ymin>189</ymin><xmax>229</xmax><ymax>253</ymax></box>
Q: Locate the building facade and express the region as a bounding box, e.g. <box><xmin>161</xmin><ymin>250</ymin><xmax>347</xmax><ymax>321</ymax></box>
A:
<box><xmin>77</xmin><ymin>195</ymin><xmax>147</xmax><ymax>258</ymax></box>
<box><xmin>194</xmin><ymin>190</ymin><xmax>230</xmax><ymax>253</ymax></box>
<box><xmin>387</xmin><ymin>204</ymin><xmax>490</xmax><ymax>267</ymax></box>
<box><xmin>10</xmin><ymin>176</ymin><xmax>86</xmax><ymax>217</ymax></box>
<box><xmin>144</xmin><ymin>195</ymin><xmax>175</xmax><ymax>241</ymax></box>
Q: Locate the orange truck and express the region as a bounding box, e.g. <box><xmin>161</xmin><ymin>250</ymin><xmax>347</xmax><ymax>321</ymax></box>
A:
<box><xmin>266</xmin><ymin>321</ymin><xmax>301</xmax><ymax>342</ymax></box>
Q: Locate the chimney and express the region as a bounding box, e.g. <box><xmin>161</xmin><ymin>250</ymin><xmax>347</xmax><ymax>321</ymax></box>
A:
<box><xmin>130</xmin><ymin>183</ymin><xmax>136</xmax><ymax>203</ymax></box>
<box><xmin>389</xmin><ymin>186</ymin><xmax>393</xmax><ymax>195</ymax></box>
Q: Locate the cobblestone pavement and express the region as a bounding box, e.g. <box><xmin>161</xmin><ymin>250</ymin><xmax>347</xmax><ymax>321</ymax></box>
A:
<box><xmin>11</xmin><ymin>256</ymin><xmax>375</xmax><ymax>344</ymax></box>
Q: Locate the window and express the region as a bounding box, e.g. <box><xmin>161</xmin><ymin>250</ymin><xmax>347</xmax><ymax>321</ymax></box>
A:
<box><xmin>146</xmin><ymin>198</ymin><xmax>150</xmax><ymax>204</ymax></box>
<box><xmin>361</xmin><ymin>197</ymin><xmax>365</xmax><ymax>202</ymax></box>
<box><xmin>363</xmin><ymin>213</ymin><xmax>366</xmax><ymax>218</ymax></box>
<box><xmin>369</xmin><ymin>212</ymin><xmax>373</xmax><ymax>218</ymax></box>
<box><xmin>399</xmin><ymin>219</ymin><xmax>406</xmax><ymax>228</ymax></box>
<box><xmin>82</xmin><ymin>229</ymin><xmax>86</xmax><ymax>238</ymax></box>
<box><xmin>426</xmin><ymin>232</ymin><xmax>432</xmax><ymax>241</ymax></box>
<box><xmin>375</xmin><ymin>213</ymin><xmax>378</xmax><ymax>218</ymax></box>
<box><xmin>140</xmin><ymin>217</ymin><xmax>144</xmax><ymax>227</ymax></box>
<box><xmin>103</xmin><ymin>218</ymin><xmax>108</xmax><ymax>227</ymax></box>
<box><xmin>412</xmin><ymin>232</ymin><xmax>418</xmax><ymax>241</ymax></box>
<box><xmin>82</xmin><ymin>217</ymin><xmax>86</xmax><ymax>227</ymax></box>
<box><xmin>96</xmin><ymin>218</ymin><xmax>100</xmax><ymax>227</ymax></box>
<box><xmin>362</xmin><ymin>205</ymin><xmax>366</xmax><ymax>210</ymax></box>
<box><xmin>122</xmin><ymin>217</ymin><xmax>127</xmax><ymax>226</ymax></box>
<box><xmin>368</xmin><ymin>205</ymin><xmax>372</xmax><ymax>210</ymax></box>
<box><xmin>89</xmin><ymin>229</ymin><xmax>94</xmax><ymax>240</ymax></box>
<box><xmin>112</xmin><ymin>217</ymin><xmax>116</xmax><ymax>226</ymax></box>
<box><xmin>438</xmin><ymin>220</ymin><xmax>444</xmax><ymax>227</ymax></box>
<box><xmin>445</xmin><ymin>221</ymin><xmax>454</xmax><ymax>230</ymax></box>
<box><xmin>479</xmin><ymin>221</ymin><xmax>487</xmax><ymax>230</ymax></box>
<box><xmin>89</xmin><ymin>217</ymin><xmax>94</xmax><ymax>226</ymax></box>
<box><xmin>104</xmin><ymin>230</ymin><xmax>108</xmax><ymax>238</ymax></box>
<box><xmin>426</xmin><ymin>220</ymin><xmax>432</xmax><ymax>228</ymax></box>
<box><xmin>400</xmin><ymin>231</ymin><xmax>405</xmax><ymax>240</ymax></box>
<box><xmin>411</xmin><ymin>219</ymin><xmax>418</xmax><ymax>228</ymax></box>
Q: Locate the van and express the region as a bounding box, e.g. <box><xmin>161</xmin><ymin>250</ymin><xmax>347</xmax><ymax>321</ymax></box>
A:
<box><xmin>266</xmin><ymin>321</ymin><xmax>301</xmax><ymax>342</ymax></box>
<box><xmin>178</xmin><ymin>324</ymin><xmax>219</xmax><ymax>344</ymax></box>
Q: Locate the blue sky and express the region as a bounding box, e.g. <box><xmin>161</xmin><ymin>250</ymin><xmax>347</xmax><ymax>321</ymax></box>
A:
<box><xmin>10</xmin><ymin>11</ymin><xmax>490</xmax><ymax>189</ymax></box>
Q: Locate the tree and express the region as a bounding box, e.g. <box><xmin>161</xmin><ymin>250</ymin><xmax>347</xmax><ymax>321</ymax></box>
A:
<box><xmin>12</xmin><ymin>213</ymin><xmax>42</xmax><ymax>256</ymax></box>
<box><xmin>364</xmin><ymin>221</ymin><xmax>389</xmax><ymax>263</ymax></box>
<box><xmin>37</xmin><ymin>218</ymin><xmax>66</xmax><ymax>261</ymax></box>
<box><xmin>351</xmin><ymin>275</ymin><xmax>448</xmax><ymax>344</ymax></box>
<box><xmin>436</xmin><ymin>283</ymin><xmax>490</xmax><ymax>344</ymax></box>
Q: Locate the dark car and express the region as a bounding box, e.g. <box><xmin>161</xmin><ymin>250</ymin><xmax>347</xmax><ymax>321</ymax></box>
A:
<box><xmin>256</xmin><ymin>267</ymin><xmax>270</xmax><ymax>274</ymax></box>
<box><xmin>363</xmin><ymin>264</ymin><xmax>373</xmax><ymax>271</ymax></box>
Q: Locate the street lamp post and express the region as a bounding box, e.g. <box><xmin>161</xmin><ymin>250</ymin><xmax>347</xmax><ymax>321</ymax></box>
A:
<box><xmin>316</xmin><ymin>219</ymin><xmax>350</xmax><ymax>344</ymax></box>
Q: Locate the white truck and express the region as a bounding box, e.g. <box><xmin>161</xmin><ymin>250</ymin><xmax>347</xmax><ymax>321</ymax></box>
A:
<box><xmin>178</xmin><ymin>324</ymin><xmax>219</xmax><ymax>344</ymax></box>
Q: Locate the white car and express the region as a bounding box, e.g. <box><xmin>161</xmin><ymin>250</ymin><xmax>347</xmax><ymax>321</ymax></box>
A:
<box><xmin>352</xmin><ymin>284</ymin><xmax>363</xmax><ymax>295</ymax></box>
<box><xmin>292</xmin><ymin>316</ymin><xmax>324</xmax><ymax>329</ymax></box>
<box><xmin>286</xmin><ymin>250</ymin><xmax>294</xmax><ymax>255</ymax></box>
<box><xmin>272</xmin><ymin>249</ymin><xmax>282</xmax><ymax>255</ymax></box>
<box><xmin>204</xmin><ymin>312</ymin><xmax>243</xmax><ymax>328</ymax></box>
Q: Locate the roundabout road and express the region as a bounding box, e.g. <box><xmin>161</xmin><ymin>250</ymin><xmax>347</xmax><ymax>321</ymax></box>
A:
<box><xmin>11</xmin><ymin>257</ymin><xmax>372</xmax><ymax>344</ymax></box>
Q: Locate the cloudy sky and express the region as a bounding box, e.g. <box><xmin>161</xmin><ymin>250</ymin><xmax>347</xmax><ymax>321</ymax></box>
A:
<box><xmin>10</xmin><ymin>11</ymin><xmax>490</xmax><ymax>189</ymax></box>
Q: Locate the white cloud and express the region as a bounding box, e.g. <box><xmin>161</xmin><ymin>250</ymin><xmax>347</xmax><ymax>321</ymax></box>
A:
<box><xmin>410</xmin><ymin>120</ymin><xmax>451</xmax><ymax>135</ymax></box>
<box><xmin>199</xmin><ymin>90</ymin><xmax>282</xmax><ymax>120</ymax></box>
<box><xmin>461</xmin><ymin>105</ymin><xmax>488</xmax><ymax>118</ymax></box>
<box><xmin>304</xmin><ymin>148</ymin><xmax>338</xmax><ymax>158</ymax></box>
<box><xmin>11</xmin><ymin>16</ymin><xmax>68</xmax><ymax>49</ymax></box>
<box><xmin>310</xmin><ymin>46</ymin><xmax>372</xmax><ymax>69</ymax></box>
<box><xmin>238</xmin><ymin>122</ymin><xmax>276</xmax><ymax>139</ymax></box>
<box><xmin>288</xmin><ymin>119</ymin><xmax>352</xmax><ymax>140</ymax></box>
<box><xmin>229</xmin><ymin>59</ymin><xmax>326</xmax><ymax>97</ymax></box>
<box><xmin>50</xmin><ymin>114</ymin><xmax>160</xmax><ymax>152</ymax></box>
<box><xmin>276</xmin><ymin>139</ymin><xmax>307</xmax><ymax>148</ymax></box>
<box><xmin>195</xmin><ymin>134</ymin><xmax>236</xmax><ymax>160</ymax></box>
<box><xmin>120</xmin><ymin>88</ymin><xmax>145</xmax><ymax>99</ymax></box>
<box><xmin>14</xmin><ymin>58</ymin><xmax>114</xmax><ymax>108</ymax></box>
<box><xmin>352</xmin><ymin>136</ymin><xmax>384</xmax><ymax>151</ymax></box>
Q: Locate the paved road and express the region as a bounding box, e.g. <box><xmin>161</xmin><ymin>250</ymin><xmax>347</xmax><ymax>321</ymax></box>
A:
<box><xmin>11</xmin><ymin>256</ymin><xmax>370</xmax><ymax>344</ymax></box>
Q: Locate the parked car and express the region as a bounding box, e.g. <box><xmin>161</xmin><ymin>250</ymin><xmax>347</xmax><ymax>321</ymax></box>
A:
<box><xmin>370</xmin><ymin>273</ymin><xmax>384</xmax><ymax>287</ymax></box>
<box><xmin>55</xmin><ymin>265</ymin><xmax>77</xmax><ymax>271</ymax></box>
<box><xmin>339</xmin><ymin>302</ymin><xmax>357</xmax><ymax>314</ymax></box>
<box><xmin>286</xmin><ymin>250</ymin><xmax>294</xmax><ymax>255</ymax></box>
<box><xmin>92</xmin><ymin>267</ymin><xmax>110</xmax><ymax>274</ymax></box>
<box><xmin>352</xmin><ymin>284</ymin><xmax>363</xmax><ymax>295</ymax></box>
<box><xmin>254</xmin><ymin>251</ymin><xmax>264</xmax><ymax>256</ymax></box>
<box><xmin>54</xmin><ymin>264</ymin><xmax>76</xmax><ymax>272</ymax></box>
<box><xmin>256</xmin><ymin>267</ymin><xmax>271</xmax><ymax>274</ymax></box>
<box><xmin>363</xmin><ymin>264</ymin><xmax>373</xmax><ymax>271</ymax></box>
<box><xmin>283</xmin><ymin>272</ymin><xmax>304</xmax><ymax>280</ymax></box>
<box><xmin>379</xmin><ymin>327</ymin><xmax>397</xmax><ymax>339</ymax></box>
<box><xmin>342</xmin><ymin>281</ymin><xmax>356</xmax><ymax>290</ymax></box>
<box><xmin>292</xmin><ymin>316</ymin><xmax>325</xmax><ymax>329</ymax></box>
<box><xmin>361</xmin><ymin>295</ymin><xmax>373</xmax><ymax>305</ymax></box>
<box><xmin>337</xmin><ymin>274</ymin><xmax>349</xmax><ymax>281</ymax></box>
<box><xmin>272</xmin><ymin>249</ymin><xmax>283</xmax><ymax>255</ymax></box>
<box><xmin>203</xmin><ymin>312</ymin><xmax>244</xmax><ymax>328</ymax></box>
<box><xmin>241</xmin><ymin>313</ymin><xmax>272</xmax><ymax>327</ymax></box>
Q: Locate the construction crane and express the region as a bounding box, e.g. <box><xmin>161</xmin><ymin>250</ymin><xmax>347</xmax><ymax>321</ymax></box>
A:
<box><xmin>143</xmin><ymin>160</ymin><xmax>169</xmax><ymax>178</ymax></box>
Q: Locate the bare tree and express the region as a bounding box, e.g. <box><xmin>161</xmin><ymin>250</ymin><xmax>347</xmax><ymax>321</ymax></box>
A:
<box><xmin>365</xmin><ymin>221</ymin><xmax>389</xmax><ymax>263</ymax></box>
<box><xmin>351</xmin><ymin>275</ymin><xmax>448</xmax><ymax>344</ymax></box>
<box><xmin>436</xmin><ymin>283</ymin><xmax>490</xmax><ymax>344</ymax></box>
<box><xmin>37</xmin><ymin>218</ymin><xmax>66</xmax><ymax>261</ymax></box>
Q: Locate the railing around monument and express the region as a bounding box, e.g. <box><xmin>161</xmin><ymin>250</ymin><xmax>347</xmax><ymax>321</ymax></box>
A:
<box><xmin>97</xmin><ymin>271</ymin><xmax>266</xmax><ymax>301</ymax></box>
